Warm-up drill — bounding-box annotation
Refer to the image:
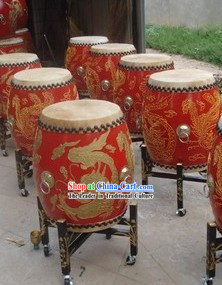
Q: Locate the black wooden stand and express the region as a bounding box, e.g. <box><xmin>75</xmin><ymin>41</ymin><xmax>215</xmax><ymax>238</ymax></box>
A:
<box><xmin>141</xmin><ymin>143</ymin><xmax>206</xmax><ymax>216</ymax></box>
<box><xmin>32</xmin><ymin>197</ymin><xmax>138</xmax><ymax>285</ymax></box>
<box><xmin>203</xmin><ymin>222</ymin><xmax>222</xmax><ymax>285</ymax></box>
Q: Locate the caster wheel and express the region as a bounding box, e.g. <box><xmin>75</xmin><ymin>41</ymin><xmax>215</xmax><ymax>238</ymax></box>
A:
<box><xmin>20</xmin><ymin>188</ymin><xmax>29</xmax><ymax>197</ymax></box>
<box><xmin>26</xmin><ymin>170</ymin><xmax>33</xmax><ymax>178</ymax></box>
<box><xmin>202</xmin><ymin>277</ymin><xmax>213</xmax><ymax>285</ymax></box>
<box><xmin>43</xmin><ymin>245</ymin><xmax>50</xmax><ymax>257</ymax></box>
<box><xmin>2</xmin><ymin>150</ymin><xmax>8</xmax><ymax>157</ymax></box>
<box><xmin>176</xmin><ymin>208</ymin><xmax>186</xmax><ymax>217</ymax></box>
<box><xmin>126</xmin><ymin>255</ymin><xmax>136</xmax><ymax>265</ymax></box>
<box><xmin>64</xmin><ymin>276</ymin><xmax>74</xmax><ymax>285</ymax></box>
<box><xmin>106</xmin><ymin>233</ymin><xmax>112</xmax><ymax>240</ymax></box>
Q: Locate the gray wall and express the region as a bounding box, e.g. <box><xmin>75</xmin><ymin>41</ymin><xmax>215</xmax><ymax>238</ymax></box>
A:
<box><xmin>145</xmin><ymin>0</ymin><xmax>222</xmax><ymax>27</ymax></box>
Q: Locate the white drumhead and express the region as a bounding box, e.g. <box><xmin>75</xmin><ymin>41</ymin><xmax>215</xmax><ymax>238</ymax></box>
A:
<box><xmin>15</xmin><ymin>28</ymin><xmax>29</xmax><ymax>34</ymax></box>
<box><xmin>69</xmin><ymin>36</ymin><xmax>108</xmax><ymax>45</ymax></box>
<box><xmin>149</xmin><ymin>69</ymin><xmax>215</xmax><ymax>89</ymax></box>
<box><xmin>0</xmin><ymin>53</ymin><xmax>38</xmax><ymax>65</ymax></box>
<box><xmin>91</xmin><ymin>43</ymin><xmax>136</xmax><ymax>55</ymax></box>
<box><xmin>0</xmin><ymin>37</ymin><xmax>23</xmax><ymax>46</ymax></box>
<box><xmin>12</xmin><ymin>67</ymin><xmax>72</xmax><ymax>87</ymax></box>
<box><xmin>40</xmin><ymin>99</ymin><xmax>123</xmax><ymax>129</ymax></box>
<box><xmin>120</xmin><ymin>54</ymin><xmax>173</xmax><ymax>68</ymax></box>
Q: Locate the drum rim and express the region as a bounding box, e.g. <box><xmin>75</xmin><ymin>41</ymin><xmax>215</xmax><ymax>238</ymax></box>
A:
<box><xmin>11</xmin><ymin>67</ymin><xmax>73</xmax><ymax>89</ymax></box>
<box><xmin>148</xmin><ymin>69</ymin><xmax>216</xmax><ymax>91</ymax></box>
<box><xmin>0</xmin><ymin>37</ymin><xmax>24</xmax><ymax>46</ymax></box>
<box><xmin>15</xmin><ymin>28</ymin><xmax>29</xmax><ymax>34</ymax></box>
<box><xmin>69</xmin><ymin>36</ymin><xmax>109</xmax><ymax>46</ymax></box>
<box><xmin>39</xmin><ymin>100</ymin><xmax>124</xmax><ymax>132</ymax></box>
<box><xmin>91</xmin><ymin>43</ymin><xmax>136</xmax><ymax>55</ymax></box>
<box><xmin>0</xmin><ymin>53</ymin><xmax>39</xmax><ymax>66</ymax></box>
<box><xmin>119</xmin><ymin>53</ymin><xmax>174</xmax><ymax>70</ymax></box>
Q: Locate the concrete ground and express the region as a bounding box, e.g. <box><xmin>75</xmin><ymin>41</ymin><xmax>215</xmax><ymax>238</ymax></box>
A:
<box><xmin>1</xmin><ymin>51</ymin><xmax>222</xmax><ymax>285</ymax></box>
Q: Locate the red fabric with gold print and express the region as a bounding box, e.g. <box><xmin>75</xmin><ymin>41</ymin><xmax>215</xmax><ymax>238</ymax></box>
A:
<box><xmin>0</xmin><ymin>0</ymin><xmax>21</xmax><ymax>38</ymax></box>
<box><xmin>207</xmin><ymin>120</ymin><xmax>222</xmax><ymax>231</ymax></box>
<box><xmin>86</xmin><ymin>43</ymin><xmax>136</xmax><ymax>102</ymax></box>
<box><xmin>0</xmin><ymin>37</ymin><xmax>26</xmax><ymax>54</ymax></box>
<box><xmin>0</xmin><ymin>53</ymin><xmax>41</xmax><ymax>122</ymax></box>
<box><xmin>65</xmin><ymin>36</ymin><xmax>108</xmax><ymax>97</ymax></box>
<box><xmin>33</xmin><ymin>100</ymin><xmax>134</xmax><ymax>231</ymax></box>
<box><xmin>8</xmin><ymin>68</ymin><xmax>78</xmax><ymax>157</ymax></box>
<box><xmin>114</xmin><ymin>54</ymin><xmax>174</xmax><ymax>134</ymax></box>
<box><xmin>16</xmin><ymin>0</ymin><xmax>28</xmax><ymax>29</ymax></box>
<box><xmin>143</xmin><ymin>69</ymin><xmax>221</xmax><ymax>171</ymax></box>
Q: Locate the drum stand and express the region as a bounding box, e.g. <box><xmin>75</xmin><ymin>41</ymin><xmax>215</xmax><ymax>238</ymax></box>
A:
<box><xmin>203</xmin><ymin>222</ymin><xmax>222</xmax><ymax>285</ymax></box>
<box><xmin>141</xmin><ymin>143</ymin><xmax>206</xmax><ymax>216</ymax></box>
<box><xmin>15</xmin><ymin>149</ymin><xmax>32</xmax><ymax>197</ymax></box>
<box><xmin>0</xmin><ymin>118</ymin><xmax>10</xmax><ymax>157</ymax></box>
<box><xmin>31</xmin><ymin>197</ymin><xmax>138</xmax><ymax>285</ymax></box>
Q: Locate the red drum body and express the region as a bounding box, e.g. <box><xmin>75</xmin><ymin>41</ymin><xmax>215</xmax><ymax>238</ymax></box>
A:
<box><xmin>0</xmin><ymin>37</ymin><xmax>26</xmax><ymax>54</ymax></box>
<box><xmin>208</xmin><ymin>119</ymin><xmax>222</xmax><ymax>230</ymax></box>
<box><xmin>114</xmin><ymin>54</ymin><xmax>174</xmax><ymax>134</ymax></box>
<box><xmin>143</xmin><ymin>69</ymin><xmax>221</xmax><ymax>171</ymax></box>
<box><xmin>65</xmin><ymin>36</ymin><xmax>108</xmax><ymax>97</ymax></box>
<box><xmin>86</xmin><ymin>43</ymin><xmax>136</xmax><ymax>102</ymax></box>
<box><xmin>16</xmin><ymin>0</ymin><xmax>28</xmax><ymax>29</ymax></box>
<box><xmin>8</xmin><ymin>68</ymin><xmax>79</xmax><ymax>157</ymax></box>
<box><xmin>33</xmin><ymin>100</ymin><xmax>134</xmax><ymax>231</ymax></box>
<box><xmin>0</xmin><ymin>53</ymin><xmax>41</xmax><ymax>122</ymax></box>
<box><xmin>0</xmin><ymin>0</ymin><xmax>22</xmax><ymax>38</ymax></box>
<box><xmin>15</xmin><ymin>28</ymin><xmax>35</xmax><ymax>52</ymax></box>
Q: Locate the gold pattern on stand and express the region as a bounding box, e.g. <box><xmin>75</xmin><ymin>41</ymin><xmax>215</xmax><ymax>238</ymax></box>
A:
<box><xmin>60</xmin><ymin>166</ymin><xmax>68</xmax><ymax>181</ymax></box>
<box><xmin>182</xmin><ymin>91</ymin><xmax>220</xmax><ymax>152</ymax></box>
<box><xmin>59</xmin><ymin>236</ymin><xmax>70</xmax><ymax>268</ymax></box>
<box><xmin>12</xmin><ymin>92</ymin><xmax>54</xmax><ymax>140</ymax></box>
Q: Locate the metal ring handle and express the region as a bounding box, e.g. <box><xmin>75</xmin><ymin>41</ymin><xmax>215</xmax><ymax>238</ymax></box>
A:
<box><xmin>178</xmin><ymin>132</ymin><xmax>190</xmax><ymax>144</ymax></box>
<box><xmin>203</xmin><ymin>184</ymin><xmax>209</xmax><ymax>198</ymax></box>
<box><xmin>124</xmin><ymin>102</ymin><xmax>131</xmax><ymax>111</ymax></box>
<box><xmin>40</xmin><ymin>181</ymin><xmax>51</xmax><ymax>195</ymax></box>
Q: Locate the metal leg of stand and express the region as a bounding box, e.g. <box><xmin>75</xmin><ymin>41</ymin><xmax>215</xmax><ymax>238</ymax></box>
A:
<box><xmin>126</xmin><ymin>203</ymin><xmax>138</xmax><ymax>265</ymax></box>
<box><xmin>15</xmin><ymin>149</ymin><xmax>29</xmax><ymax>197</ymax></box>
<box><xmin>141</xmin><ymin>144</ymin><xmax>149</xmax><ymax>185</ymax></box>
<box><xmin>176</xmin><ymin>163</ymin><xmax>186</xmax><ymax>217</ymax></box>
<box><xmin>204</xmin><ymin>222</ymin><xmax>217</xmax><ymax>285</ymax></box>
<box><xmin>0</xmin><ymin>119</ymin><xmax>8</xmax><ymax>157</ymax></box>
<box><xmin>38</xmin><ymin>198</ymin><xmax>50</xmax><ymax>256</ymax></box>
<box><xmin>57</xmin><ymin>220</ymin><xmax>74</xmax><ymax>285</ymax></box>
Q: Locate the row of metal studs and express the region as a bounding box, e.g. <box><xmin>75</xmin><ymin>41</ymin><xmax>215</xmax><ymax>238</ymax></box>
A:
<box><xmin>69</xmin><ymin>42</ymin><xmax>109</xmax><ymax>47</ymax></box>
<box><xmin>11</xmin><ymin>78</ymin><xmax>75</xmax><ymax>91</ymax></box>
<box><xmin>153</xmin><ymin>161</ymin><xmax>207</xmax><ymax>171</ymax></box>
<box><xmin>38</xmin><ymin>116</ymin><xmax>125</xmax><ymax>134</ymax></box>
<box><xmin>147</xmin><ymin>83</ymin><xmax>216</xmax><ymax>93</ymax></box>
<box><xmin>67</xmin><ymin>210</ymin><xmax>126</xmax><ymax>231</ymax></box>
<box><xmin>0</xmin><ymin>59</ymin><xmax>40</xmax><ymax>68</ymax></box>
<box><xmin>90</xmin><ymin>50</ymin><xmax>136</xmax><ymax>57</ymax></box>
<box><xmin>119</xmin><ymin>62</ymin><xmax>174</xmax><ymax>71</ymax></box>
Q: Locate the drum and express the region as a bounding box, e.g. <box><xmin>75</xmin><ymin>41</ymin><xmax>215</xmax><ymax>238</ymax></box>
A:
<box><xmin>207</xmin><ymin>117</ymin><xmax>222</xmax><ymax>230</ymax></box>
<box><xmin>143</xmin><ymin>69</ymin><xmax>221</xmax><ymax>171</ymax></box>
<box><xmin>16</xmin><ymin>0</ymin><xmax>28</xmax><ymax>29</ymax></box>
<box><xmin>0</xmin><ymin>37</ymin><xmax>26</xmax><ymax>54</ymax></box>
<box><xmin>33</xmin><ymin>99</ymin><xmax>134</xmax><ymax>231</ymax></box>
<box><xmin>15</xmin><ymin>28</ymin><xmax>35</xmax><ymax>53</ymax></box>
<box><xmin>114</xmin><ymin>54</ymin><xmax>174</xmax><ymax>134</ymax></box>
<box><xmin>0</xmin><ymin>0</ymin><xmax>22</xmax><ymax>38</ymax></box>
<box><xmin>0</xmin><ymin>53</ymin><xmax>41</xmax><ymax>122</ymax></box>
<box><xmin>8</xmin><ymin>68</ymin><xmax>79</xmax><ymax>157</ymax></box>
<box><xmin>65</xmin><ymin>36</ymin><xmax>108</xmax><ymax>97</ymax></box>
<box><xmin>86</xmin><ymin>43</ymin><xmax>136</xmax><ymax>102</ymax></box>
